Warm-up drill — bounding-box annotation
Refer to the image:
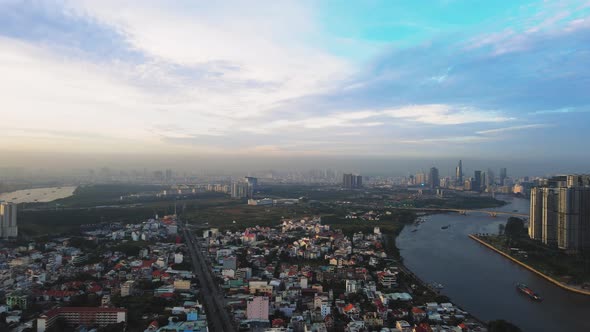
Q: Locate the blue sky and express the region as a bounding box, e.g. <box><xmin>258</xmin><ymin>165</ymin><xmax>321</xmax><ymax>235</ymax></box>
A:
<box><xmin>1</xmin><ymin>0</ymin><xmax>589</xmax><ymax>162</ymax></box>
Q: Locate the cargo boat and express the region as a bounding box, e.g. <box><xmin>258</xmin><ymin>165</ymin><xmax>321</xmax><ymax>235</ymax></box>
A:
<box><xmin>516</xmin><ymin>283</ymin><xmax>543</xmax><ymax>301</ymax></box>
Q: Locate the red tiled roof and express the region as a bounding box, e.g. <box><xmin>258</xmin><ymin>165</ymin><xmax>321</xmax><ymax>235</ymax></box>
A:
<box><xmin>343</xmin><ymin>303</ymin><xmax>355</xmax><ymax>312</ymax></box>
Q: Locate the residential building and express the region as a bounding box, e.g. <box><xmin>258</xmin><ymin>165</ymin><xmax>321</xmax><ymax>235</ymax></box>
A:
<box><xmin>247</xmin><ymin>296</ymin><xmax>269</xmax><ymax>320</ymax></box>
<box><xmin>342</xmin><ymin>174</ymin><xmax>362</xmax><ymax>189</ymax></box>
<box><xmin>529</xmin><ymin>187</ymin><xmax>543</xmax><ymax>240</ymax></box>
<box><xmin>6</xmin><ymin>291</ymin><xmax>28</xmax><ymax>309</ymax></box>
<box><xmin>174</xmin><ymin>280</ymin><xmax>191</xmax><ymax>291</ymax></box>
<box><xmin>542</xmin><ymin>187</ymin><xmax>558</xmax><ymax>246</ymax></box>
<box><xmin>121</xmin><ymin>280</ymin><xmax>134</xmax><ymax>297</ymax></box>
<box><xmin>428</xmin><ymin>167</ymin><xmax>439</xmax><ymax>189</ymax></box>
<box><xmin>231</xmin><ymin>182</ymin><xmax>252</xmax><ymax>199</ymax></box>
<box><xmin>0</xmin><ymin>202</ymin><xmax>18</xmax><ymax>238</ymax></box>
<box><xmin>415</xmin><ymin>173</ymin><xmax>426</xmax><ymax>186</ymax></box>
<box><xmin>37</xmin><ymin>307</ymin><xmax>127</xmax><ymax>332</ymax></box>
<box><xmin>529</xmin><ymin>175</ymin><xmax>590</xmax><ymax>252</ymax></box>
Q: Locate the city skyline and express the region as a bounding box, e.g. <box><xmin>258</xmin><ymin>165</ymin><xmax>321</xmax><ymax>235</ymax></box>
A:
<box><xmin>1</xmin><ymin>1</ymin><xmax>590</xmax><ymax>163</ymax></box>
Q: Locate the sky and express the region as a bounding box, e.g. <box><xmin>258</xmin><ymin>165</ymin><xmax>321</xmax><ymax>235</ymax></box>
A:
<box><xmin>1</xmin><ymin>0</ymin><xmax>590</xmax><ymax>173</ymax></box>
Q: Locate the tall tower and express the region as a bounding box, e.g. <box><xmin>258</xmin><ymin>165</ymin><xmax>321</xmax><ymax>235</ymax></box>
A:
<box><xmin>473</xmin><ymin>170</ymin><xmax>482</xmax><ymax>192</ymax></box>
<box><xmin>541</xmin><ymin>188</ymin><xmax>558</xmax><ymax>246</ymax></box>
<box><xmin>455</xmin><ymin>160</ymin><xmax>463</xmax><ymax>186</ymax></box>
<box><xmin>429</xmin><ymin>167</ymin><xmax>440</xmax><ymax>189</ymax></box>
<box><xmin>529</xmin><ymin>187</ymin><xmax>543</xmax><ymax>240</ymax></box>
<box><xmin>500</xmin><ymin>168</ymin><xmax>507</xmax><ymax>186</ymax></box>
<box><xmin>0</xmin><ymin>202</ymin><xmax>18</xmax><ymax>238</ymax></box>
<box><xmin>487</xmin><ymin>168</ymin><xmax>496</xmax><ymax>186</ymax></box>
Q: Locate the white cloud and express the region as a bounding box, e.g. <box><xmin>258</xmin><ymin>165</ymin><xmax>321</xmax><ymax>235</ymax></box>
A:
<box><xmin>64</xmin><ymin>0</ymin><xmax>352</xmax><ymax>110</ymax></box>
<box><xmin>400</xmin><ymin>136</ymin><xmax>491</xmax><ymax>144</ymax></box>
<box><xmin>476</xmin><ymin>124</ymin><xmax>549</xmax><ymax>135</ymax></box>
<box><xmin>383</xmin><ymin>104</ymin><xmax>512</xmax><ymax>125</ymax></box>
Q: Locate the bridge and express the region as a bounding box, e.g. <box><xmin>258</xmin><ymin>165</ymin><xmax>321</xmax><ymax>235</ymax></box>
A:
<box><xmin>391</xmin><ymin>207</ymin><xmax>528</xmax><ymax>218</ymax></box>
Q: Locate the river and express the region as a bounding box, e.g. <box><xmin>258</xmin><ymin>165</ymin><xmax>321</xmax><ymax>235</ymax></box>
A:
<box><xmin>396</xmin><ymin>196</ymin><xmax>590</xmax><ymax>331</ymax></box>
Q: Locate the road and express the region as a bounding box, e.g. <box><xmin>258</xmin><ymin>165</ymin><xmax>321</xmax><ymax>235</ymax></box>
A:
<box><xmin>181</xmin><ymin>225</ymin><xmax>236</xmax><ymax>332</ymax></box>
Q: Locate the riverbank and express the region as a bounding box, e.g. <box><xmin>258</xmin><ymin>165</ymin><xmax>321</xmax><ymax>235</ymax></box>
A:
<box><xmin>390</xmin><ymin>225</ymin><xmax>489</xmax><ymax>328</ymax></box>
<box><xmin>469</xmin><ymin>234</ymin><xmax>590</xmax><ymax>296</ymax></box>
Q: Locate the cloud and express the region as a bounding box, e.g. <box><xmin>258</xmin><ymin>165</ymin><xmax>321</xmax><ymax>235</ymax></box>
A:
<box><xmin>530</xmin><ymin>107</ymin><xmax>590</xmax><ymax>115</ymax></box>
<box><xmin>400</xmin><ymin>136</ymin><xmax>491</xmax><ymax>144</ymax></box>
<box><xmin>63</xmin><ymin>0</ymin><xmax>352</xmax><ymax>103</ymax></box>
<box><xmin>382</xmin><ymin>104</ymin><xmax>512</xmax><ymax>125</ymax></box>
<box><xmin>1</xmin><ymin>1</ymin><xmax>590</xmax><ymax>159</ymax></box>
<box><xmin>476</xmin><ymin>124</ymin><xmax>549</xmax><ymax>135</ymax></box>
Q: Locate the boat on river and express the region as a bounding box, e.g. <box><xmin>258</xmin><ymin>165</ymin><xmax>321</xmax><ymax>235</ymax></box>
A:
<box><xmin>441</xmin><ymin>224</ymin><xmax>451</xmax><ymax>230</ymax></box>
<box><xmin>516</xmin><ymin>283</ymin><xmax>543</xmax><ymax>301</ymax></box>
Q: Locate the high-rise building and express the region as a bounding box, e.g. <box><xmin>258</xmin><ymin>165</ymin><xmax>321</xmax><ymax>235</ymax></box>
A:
<box><xmin>343</xmin><ymin>173</ymin><xmax>353</xmax><ymax>188</ymax></box>
<box><xmin>487</xmin><ymin>168</ymin><xmax>496</xmax><ymax>186</ymax></box>
<box><xmin>556</xmin><ymin>186</ymin><xmax>590</xmax><ymax>251</ymax></box>
<box><xmin>529</xmin><ymin>187</ymin><xmax>543</xmax><ymax>240</ymax></box>
<box><xmin>500</xmin><ymin>168</ymin><xmax>507</xmax><ymax>186</ymax></box>
<box><xmin>244</xmin><ymin>176</ymin><xmax>258</xmax><ymax>188</ymax></box>
<box><xmin>529</xmin><ymin>175</ymin><xmax>590</xmax><ymax>252</ymax></box>
<box><xmin>0</xmin><ymin>202</ymin><xmax>18</xmax><ymax>238</ymax></box>
<box><xmin>342</xmin><ymin>173</ymin><xmax>362</xmax><ymax>189</ymax></box>
<box><xmin>541</xmin><ymin>187</ymin><xmax>558</xmax><ymax>246</ymax></box>
<box><xmin>455</xmin><ymin>160</ymin><xmax>463</xmax><ymax>186</ymax></box>
<box><xmin>231</xmin><ymin>182</ymin><xmax>252</xmax><ymax>199</ymax></box>
<box><xmin>473</xmin><ymin>170</ymin><xmax>482</xmax><ymax>191</ymax></box>
<box><xmin>428</xmin><ymin>167</ymin><xmax>439</xmax><ymax>189</ymax></box>
<box><xmin>415</xmin><ymin>172</ymin><xmax>426</xmax><ymax>186</ymax></box>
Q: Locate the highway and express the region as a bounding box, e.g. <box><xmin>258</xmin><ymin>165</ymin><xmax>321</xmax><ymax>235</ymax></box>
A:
<box><xmin>181</xmin><ymin>225</ymin><xmax>236</xmax><ymax>332</ymax></box>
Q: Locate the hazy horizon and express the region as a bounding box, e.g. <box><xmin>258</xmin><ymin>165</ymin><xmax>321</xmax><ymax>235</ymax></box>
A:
<box><xmin>1</xmin><ymin>1</ymin><xmax>590</xmax><ymax>175</ymax></box>
<box><xmin>1</xmin><ymin>151</ymin><xmax>589</xmax><ymax>178</ymax></box>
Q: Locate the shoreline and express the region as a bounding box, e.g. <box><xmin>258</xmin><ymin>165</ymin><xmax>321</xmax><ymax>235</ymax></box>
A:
<box><xmin>469</xmin><ymin>234</ymin><xmax>590</xmax><ymax>296</ymax></box>
<box><xmin>395</xmin><ymin>225</ymin><xmax>488</xmax><ymax>327</ymax></box>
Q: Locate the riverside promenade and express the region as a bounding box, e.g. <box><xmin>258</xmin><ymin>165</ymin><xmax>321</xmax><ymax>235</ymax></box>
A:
<box><xmin>469</xmin><ymin>234</ymin><xmax>590</xmax><ymax>296</ymax></box>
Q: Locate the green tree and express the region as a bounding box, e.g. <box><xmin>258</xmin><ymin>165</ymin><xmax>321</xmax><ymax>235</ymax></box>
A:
<box><xmin>504</xmin><ymin>217</ymin><xmax>525</xmax><ymax>239</ymax></box>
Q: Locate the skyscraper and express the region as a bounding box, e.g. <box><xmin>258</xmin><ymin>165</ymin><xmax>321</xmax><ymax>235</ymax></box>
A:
<box><xmin>541</xmin><ymin>187</ymin><xmax>558</xmax><ymax>246</ymax></box>
<box><xmin>529</xmin><ymin>187</ymin><xmax>543</xmax><ymax>240</ymax></box>
<box><xmin>556</xmin><ymin>185</ymin><xmax>590</xmax><ymax>251</ymax></box>
<box><xmin>244</xmin><ymin>176</ymin><xmax>258</xmax><ymax>188</ymax></box>
<box><xmin>429</xmin><ymin>167</ymin><xmax>440</xmax><ymax>189</ymax></box>
<box><xmin>500</xmin><ymin>168</ymin><xmax>507</xmax><ymax>186</ymax></box>
<box><xmin>455</xmin><ymin>160</ymin><xmax>463</xmax><ymax>186</ymax></box>
<box><xmin>529</xmin><ymin>176</ymin><xmax>590</xmax><ymax>252</ymax></box>
<box><xmin>487</xmin><ymin>168</ymin><xmax>496</xmax><ymax>186</ymax></box>
<box><xmin>0</xmin><ymin>202</ymin><xmax>18</xmax><ymax>238</ymax></box>
<box><xmin>415</xmin><ymin>172</ymin><xmax>426</xmax><ymax>186</ymax></box>
<box><xmin>231</xmin><ymin>182</ymin><xmax>252</xmax><ymax>199</ymax></box>
<box><xmin>342</xmin><ymin>174</ymin><xmax>362</xmax><ymax>189</ymax></box>
<box><xmin>473</xmin><ymin>170</ymin><xmax>482</xmax><ymax>191</ymax></box>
